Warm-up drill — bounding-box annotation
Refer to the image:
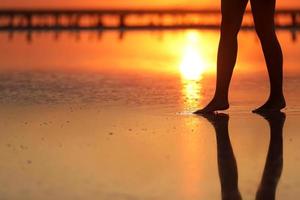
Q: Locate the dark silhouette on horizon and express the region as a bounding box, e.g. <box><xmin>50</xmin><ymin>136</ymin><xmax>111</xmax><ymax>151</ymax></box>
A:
<box><xmin>200</xmin><ymin>112</ymin><xmax>285</xmax><ymax>199</ymax></box>
<box><xmin>194</xmin><ymin>0</ymin><xmax>286</xmax><ymax>114</ymax></box>
<box><xmin>1</xmin><ymin>8</ymin><xmax>299</xmax><ymax>43</ymax></box>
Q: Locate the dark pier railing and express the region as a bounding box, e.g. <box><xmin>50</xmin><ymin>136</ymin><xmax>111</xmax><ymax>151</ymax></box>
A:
<box><xmin>0</xmin><ymin>8</ymin><xmax>300</xmax><ymax>42</ymax></box>
<box><xmin>0</xmin><ymin>8</ymin><xmax>300</xmax><ymax>30</ymax></box>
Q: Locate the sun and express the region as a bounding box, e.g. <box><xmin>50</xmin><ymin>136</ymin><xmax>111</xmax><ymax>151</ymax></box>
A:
<box><xmin>180</xmin><ymin>46</ymin><xmax>205</xmax><ymax>80</ymax></box>
<box><xmin>179</xmin><ymin>31</ymin><xmax>206</xmax><ymax>81</ymax></box>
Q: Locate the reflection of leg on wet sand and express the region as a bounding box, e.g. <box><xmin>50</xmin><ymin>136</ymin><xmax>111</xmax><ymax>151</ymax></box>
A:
<box><xmin>200</xmin><ymin>112</ymin><xmax>285</xmax><ymax>200</ymax></box>
<box><xmin>255</xmin><ymin>112</ymin><xmax>285</xmax><ymax>200</ymax></box>
<box><xmin>201</xmin><ymin>113</ymin><xmax>242</xmax><ymax>200</ymax></box>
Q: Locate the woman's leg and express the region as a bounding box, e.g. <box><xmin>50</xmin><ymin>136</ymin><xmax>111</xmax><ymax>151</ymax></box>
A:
<box><xmin>251</xmin><ymin>0</ymin><xmax>286</xmax><ymax>113</ymax></box>
<box><xmin>194</xmin><ymin>0</ymin><xmax>248</xmax><ymax>114</ymax></box>
<box><xmin>255</xmin><ymin>112</ymin><xmax>285</xmax><ymax>200</ymax></box>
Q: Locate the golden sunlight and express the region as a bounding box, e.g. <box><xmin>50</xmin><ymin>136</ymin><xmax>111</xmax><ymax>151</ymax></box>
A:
<box><xmin>181</xmin><ymin>79</ymin><xmax>202</xmax><ymax>109</ymax></box>
<box><xmin>179</xmin><ymin>31</ymin><xmax>206</xmax><ymax>81</ymax></box>
<box><xmin>179</xmin><ymin>31</ymin><xmax>209</xmax><ymax>110</ymax></box>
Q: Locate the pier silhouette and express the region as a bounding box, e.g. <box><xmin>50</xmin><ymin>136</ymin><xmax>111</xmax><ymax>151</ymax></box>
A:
<box><xmin>0</xmin><ymin>8</ymin><xmax>299</xmax><ymax>30</ymax></box>
<box><xmin>1</xmin><ymin>8</ymin><xmax>300</xmax><ymax>43</ymax></box>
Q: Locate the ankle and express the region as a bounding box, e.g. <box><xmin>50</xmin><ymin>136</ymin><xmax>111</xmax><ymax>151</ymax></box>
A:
<box><xmin>268</xmin><ymin>93</ymin><xmax>285</xmax><ymax>101</ymax></box>
<box><xmin>212</xmin><ymin>95</ymin><xmax>228</xmax><ymax>103</ymax></box>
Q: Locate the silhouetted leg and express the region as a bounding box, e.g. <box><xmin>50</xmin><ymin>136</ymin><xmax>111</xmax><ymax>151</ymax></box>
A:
<box><xmin>255</xmin><ymin>112</ymin><xmax>285</xmax><ymax>200</ymax></box>
<box><xmin>194</xmin><ymin>0</ymin><xmax>248</xmax><ymax>114</ymax></box>
<box><xmin>201</xmin><ymin>113</ymin><xmax>242</xmax><ymax>200</ymax></box>
<box><xmin>251</xmin><ymin>0</ymin><xmax>286</xmax><ymax>113</ymax></box>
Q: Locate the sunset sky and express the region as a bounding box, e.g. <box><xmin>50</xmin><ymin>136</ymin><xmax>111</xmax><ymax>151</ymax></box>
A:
<box><xmin>1</xmin><ymin>0</ymin><xmax>300</xmax><ymax>9</ymax></box>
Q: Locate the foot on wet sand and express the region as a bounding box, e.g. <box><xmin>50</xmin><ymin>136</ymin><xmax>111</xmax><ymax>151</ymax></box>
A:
<box><xmin>252</xmin><ymin>96</ymin><xmax>286</xmax><ymax>113</ymax></box>
<box><xmin>193</xmin><ymin>99</ymin><xmax>229</xmax><ymax>114</ymax></box>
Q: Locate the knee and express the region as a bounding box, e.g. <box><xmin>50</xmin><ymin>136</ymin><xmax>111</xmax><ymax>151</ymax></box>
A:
<box><xmin>220</xmin><ymin>20</ymin><xmax>240</xmax><ymax>41</ymax></box>
<box><xmin>254</xmin><ymin>23</ymin><xmax>276</xmax><ymax>41</ymax></box>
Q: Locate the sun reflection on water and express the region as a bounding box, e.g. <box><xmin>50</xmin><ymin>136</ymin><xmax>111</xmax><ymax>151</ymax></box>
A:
<box><xmin>180</xmin><ymin>31</ymin><xmax>206</xmax><ymax>81</ymax></box>
<box><xmin>181</xmin><ymin>79</ymin><xmax>202</xmax><ymax>110</ymax></box>
<box><xmin>180</xmin><ymin>31</ymin><xmax>209</xmax><ymax>110</ymax></box>
<box><xmin>178</xmin><ymin>31</ymin><xmax>214</xmax><ymax>198</ymax></box>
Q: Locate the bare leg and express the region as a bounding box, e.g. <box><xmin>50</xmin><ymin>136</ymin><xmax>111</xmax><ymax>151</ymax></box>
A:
<box><xmin>201</xmin><ymin>113</ymin><xmax>241</xmax><ymax>200</ymax></box>
<box><xmin>251</xmin><ymin>0</ymin><xmax>286</xmax><ymax>113</ymax></box>
<box><xmin>194</xmin><ymin>0</ymin><xmax>248</xmax><ymax>114</ymax></box>
<box><xmin>255</xmin><ymin>111</ymin><xmax>285</xmax><ymax>200</ymax></box>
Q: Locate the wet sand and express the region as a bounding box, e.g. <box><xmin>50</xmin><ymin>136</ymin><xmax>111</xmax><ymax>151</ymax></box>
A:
<box><xmin>0</xmin><ymin>30</ymin><xmax>300</xmax><ymax>199</ymax></box>
<box><xmin>0</xmin><ymin>70</ymin><xmax>300</xmax><ymax>200</ymax></box>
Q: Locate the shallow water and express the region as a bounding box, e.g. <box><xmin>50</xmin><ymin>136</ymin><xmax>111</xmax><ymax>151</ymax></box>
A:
<box><xmin>0</xmin><ymin>30</ymin><xmax>300</xmax><ymax>199</ymax></box>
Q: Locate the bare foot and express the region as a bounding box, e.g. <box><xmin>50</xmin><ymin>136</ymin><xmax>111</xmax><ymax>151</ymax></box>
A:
<box><xmin>252</xmin><ymin>96</ymin><xmax>286</xmax><ymax>113</ymax></box>
<box><xmin>193</xmin><ymin>98</ymin><xmax>229</xmax><ymax>114</ymax></box>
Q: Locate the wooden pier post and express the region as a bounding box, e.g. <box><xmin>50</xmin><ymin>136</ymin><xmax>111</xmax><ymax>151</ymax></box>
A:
<box><xmin>54</xmin><ymin>14</ymin><xmax>60</xmax><ymax>29</ymax></box>
<box><xmin>97</xmin><ymin>14</ymin><xmax>103</xmax><ymax>28</ymax></box>
<box><xmin>289</xmin><ymin>12</ymin><xmax>298</xmax><ymax>42</ymax></box>
<box><xmin>25</xmin><ymin>14</ymin><xmax>32</xmax><ymax>28</ymax></box>
<box><xmin>292</xmin><ymin>12</ymin><xmax>297</xmax><ymax>27</ymax></box>
<box><xmin>119</xmin><ymin>14</ymin><xmax>126</xmax><ymax>28</ymax></box>
<box><xmin>8</xmin><ymin>14</ymin><xmax>14</xmax><ymax>28</ymax></box>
